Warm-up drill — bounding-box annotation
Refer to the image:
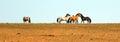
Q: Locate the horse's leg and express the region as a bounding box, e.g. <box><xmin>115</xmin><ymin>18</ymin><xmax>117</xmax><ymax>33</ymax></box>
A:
<box><xmin>81</xmin><ymin>21</ymin><xmax>83</xmax><ymax>23</ymax></box>
<box><xmin>70</xmin><ymin>20</ymin><xmax>72</xmax><ymax>23</ymax></box>
<box><xmin>72</xmin><ymin>20</ymin><xmax>75</xmax><ymax>24</ymax></box>
<box><xmin>58</xmin><ymin>20</ymin><xmax>60</xmax><ymax>23</ymax></box>
<box><xmin>72</xmin><ymin>20</ymin><xmax>74</xmax><ymax>24</ymax></box>
<box><xmin>76</xmin><ymin>20</ymin><xmax>78</xmax><ymax>24</ymax></box>
<box><xmin>86</xmin><ymin>20</ymin><xmax>89</xmax><ymax>24</ymax></box>
<box><xmin>87</xmin><ymin>20</ymin><xmax>91</xmax><ymax>24</ymax></box>
<box><xmin>81</xmin><ymin>21</ymin><xmax>84</xmax><ymax>24</ymax></box>
<box><xmin>24</xmin><ymin>21</ymin><xmax>25</xmax><ymax>23</ymax></box>
<box><xmin>83</xmin><ymin>21</ymin><xmax>84</xmax><ymax>23</ymax></box>
<box><xmin>69</xmin><ymin>20</ymin><xmax>71</xmax><ymax>23</ymax></box>
<box><xmin>57</xmin><ymin>19</ymin><xmax>61</xmax><ymax>23</ymax></box>
<box><xmin>28</xmin><ymin>20</ymin><xmax>31</xmax><ymax>23</ymax></box>
<box><xmin>73</xmin><ymin>20</ymin><xmax>75</xmax><ymax>24</ymax></box>
<box><xmin>88</xmin><ymin>21</ymin><xmax>90</xmax><ymax>24</ymax></box>
<box><xmin>23</xmin><ymin>21</ymin><xmax>26</xmax><ymax>23</ymax></box>
<box><xmin>67</xmin><ymin>18</ymin><xmax>70</xmax><ymax>24</ymax></box>
<box><xmin>24</xmin><ymin>21</ymin><xmax>27</xmax><ymax>23</ymax></box>
<box><xmin>59</xmin><ymin>20</ymin><xmax>62</xmax><ymax>23</ymax></box>
<box><xmin>74</xmin><ymin>20</ymin><xmax>77</xmax><ymax>24</ymax></box>
<box><xmin>66</xmin><ymin>20</ymin><xmax>69</xmax><ymax>24</ymax></box>
<box><xmin>86</xmin><ymin>19</ymin><xmax>89</xmax><ymax>24</ymax></box>
<box><xmin>67</xmin><ymin>20</ymin><xmax>69</xmax><ymax>24</ymax></box>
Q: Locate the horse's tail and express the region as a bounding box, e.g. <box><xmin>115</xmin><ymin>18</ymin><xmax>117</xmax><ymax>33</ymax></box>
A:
<box><xmin>57</xmin><ymin>18</ymin><xmax>59</xmax><ymax>23</ymax></box>
<box><xmin>67</xmin><ymin>18</ymin><xmax>70</xmax><ymax>23</ymax></box>
<box><xmin>23</xmin><ymin>17</ymin><xmax>25</xmax><ymax>21</ymax></box>
<box><xmin>89</xmin><ymin>19</ymin><xmax>91</xmax><ymax>23</ymax></box>
<box><xmin>28</xmin><ymin>17</ymin><xmax>31</xmax><ymax>23</ymax></box>
<box><xmin>89</xmin><ymin>18</ymin><xmax>91</xmax><ymax>23</ymax></box>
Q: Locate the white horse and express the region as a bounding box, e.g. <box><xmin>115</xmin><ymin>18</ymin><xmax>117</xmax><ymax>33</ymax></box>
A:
<box><xmin>57</xmin><ymin>14</ymin><xmax>71</xmax><ymax>23</ymax></box>
<box><xmin>23</xmin><ymin>16</ymin><xmax>31</xmax><ymax>23</ymax></box>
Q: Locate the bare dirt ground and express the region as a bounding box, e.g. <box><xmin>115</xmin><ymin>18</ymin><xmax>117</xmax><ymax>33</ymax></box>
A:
<box><xmin>0</xmin><ymin>23</ymin><xmax>120</xmax><ymax>42</ymax></box>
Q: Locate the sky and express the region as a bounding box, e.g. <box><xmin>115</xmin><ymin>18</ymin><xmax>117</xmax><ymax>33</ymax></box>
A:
<box><xmin>0</xmin><ymin>0</ymin><xmax>120</xmax><ymax>23</ymax></box>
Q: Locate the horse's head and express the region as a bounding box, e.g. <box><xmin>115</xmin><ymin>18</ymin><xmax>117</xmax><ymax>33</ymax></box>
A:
<box><xmin>76</xmin><ymin>13</ymin><xmax>82</xmax><ymax>17</ymax></box>
<box><xmin>65</xmin><ymin>13</ymin><xmax>71</xmax><ymax>17</ymax></box>
<box><xmin>24</xmin><ymin>16</ymin><xmax>30</xmax><ymax>19</ymax></box>
<box><xmin>76</xmin><ymin>13</ymin><xmax>85</xmax><ymax>18</ymax></box>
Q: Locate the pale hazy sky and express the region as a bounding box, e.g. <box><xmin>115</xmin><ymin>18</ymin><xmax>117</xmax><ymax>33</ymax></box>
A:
<box><xmin>0</xmin><ymin>0</ymin><xmax>120</xmax><ymax>23</ymax></box>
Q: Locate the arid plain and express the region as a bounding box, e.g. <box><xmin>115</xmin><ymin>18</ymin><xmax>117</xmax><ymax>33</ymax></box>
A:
<box><xmin>0</xmin><ymin>23</ymin><xmax>119</xmax><ymax>42</ymax></box>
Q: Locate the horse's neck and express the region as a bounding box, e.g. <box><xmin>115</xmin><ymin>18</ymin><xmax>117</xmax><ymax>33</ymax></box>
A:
<box><xmin>65</xmin><ymin>16</ymin><xmax>70</xmax><ymax>18</ymax></box>
<box><xmin>75</xmin><ymin>15</ymin><xmax>79</xmax><ymax>18</ymax></box>
<box><xmin>80</xmin><ymin>15</ymin><xmax>85</xmax><ymax>20</ymax></box>
<box><xmin>81</xmin><ymin>14</ymin><xmax>84</xmax><ymax>17</ymax></box>
<box><xmin>65</xmin><ymin>15</ymin><xmax>69</xmax><ymax>17</ymax></box>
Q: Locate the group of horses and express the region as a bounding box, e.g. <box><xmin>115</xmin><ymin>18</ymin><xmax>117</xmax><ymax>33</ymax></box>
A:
<box><xmin>23</xmin><ymin>13</ymin><xmax>91</xmax><ymax>24</ymax></box>
<box><xmin>57</xmin><ymin>13</ymin><xmax>91</xmax><ymax>24</ymax></box>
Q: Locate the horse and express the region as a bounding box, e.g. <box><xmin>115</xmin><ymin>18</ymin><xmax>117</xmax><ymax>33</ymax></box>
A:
<box><xmin>67</xmin><ymin>13</ymin><xmax>81</xmax><ymax>24</ymax></box>
<box><xmin>80</xmin><ymin>14</ymin><xmax>91</xmax><ymax>24</ymax></box>
<box><xmin>57</xmin><ymin>13</ymin><xmax>71</xmax><ymax>23</ymax></box>
<box><xmin>23</xmin><ymin>16</ymin><xmax>31</xmax><ymax>23</ymax></box>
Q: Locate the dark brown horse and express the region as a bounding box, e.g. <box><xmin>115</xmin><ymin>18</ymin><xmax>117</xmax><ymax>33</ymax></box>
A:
<box><xmin>23</xmin><ymin>16</ymin><xmax>31</xmax><ymax>23</ymax></box>
<box><xmin>67</xmin><ymin>13</ymin><xmax>81</xmax><ymax>24</ymax></box>
<box><xmin>80</xmin><ymin>14</ymin><xmax>91</xmax><ymax>24</ymax></box>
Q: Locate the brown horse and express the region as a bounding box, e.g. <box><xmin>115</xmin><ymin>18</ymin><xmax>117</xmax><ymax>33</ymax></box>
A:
<box><xmin>23</xmin><ymin>16</ymin><xmax>31</xmax><ymax>23</ymax></box>
<box><xmin>80</xmin><ymin>14</ymin><xmax>91</xmax><ymax>24</ymax></box>
<box><xmin>67</xmin><ymin>13</ymin><xmax>81</xmax><ymax>24</ymax></box>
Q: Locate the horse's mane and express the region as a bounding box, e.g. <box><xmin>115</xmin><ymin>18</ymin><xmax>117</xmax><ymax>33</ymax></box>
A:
<box><xmin>76</xmin><ymin>13</ymin><xmax>84</xmax><ymax>18</ymax></box>
<box><xmin>65</xmin><ymin>14</ymin><xmax>70</xmax><ymax>17</ymax></box>
<box><xmin>80</xmin><ymin>14</ymin><xmax>84</xmax><ymax>18</ymax></box>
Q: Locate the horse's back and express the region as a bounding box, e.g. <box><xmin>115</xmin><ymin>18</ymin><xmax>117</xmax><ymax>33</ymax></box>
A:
<box><xmin>58</xmin><ymin>16</ymin><xmax>69</xmax><ymax>20</ymax></box>
<box><xmin>85</xmin><ymin>17</ymin><xmax>91</xmax><ymax>20</ymax></box>
<box><xmin>23</xmin><ymin>16</ymin><xmax>31</xmax><ymax>21</ymax></box>
<box><xmin>70</xmin><ymin>16</ymin><xmax>79</xmax><ymax>20</ymax></box>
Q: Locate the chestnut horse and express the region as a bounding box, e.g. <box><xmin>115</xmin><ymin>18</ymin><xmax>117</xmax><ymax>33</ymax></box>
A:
<box><xmin>57</xmin><ymin>14</ymin><xmax>71</xmax><ymax>23</ymax></box>
<box><xmin>67</xmin><ymin>13</ymin><xmax>81</xmax><ymax>24</ymax></box>
<box><xmin>23</xmin><ymin>16</ymin><xmax>31</xmax><ymax>23</ymax></box>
